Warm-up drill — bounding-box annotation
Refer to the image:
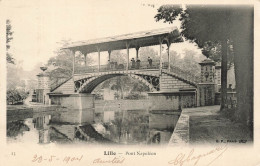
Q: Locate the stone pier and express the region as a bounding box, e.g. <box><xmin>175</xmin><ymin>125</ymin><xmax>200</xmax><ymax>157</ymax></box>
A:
<box><xmin>49</xmin><ymin>93</ymin><xmax>95</xmax><ymax>124</ymax></box>
<box><xmin>36</xmin><ymin>67</ymin><xmax>51</xmax><ymax>104</ymax></box>
<box><xmin>197</xmin><ymin>58</ymin><xmax>216</xmax><ymax>106</ymax></box>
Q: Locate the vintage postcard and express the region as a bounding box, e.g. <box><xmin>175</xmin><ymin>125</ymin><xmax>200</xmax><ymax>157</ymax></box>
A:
<box><xmin>0</xmin><ymin>0</ymin><xmax>259</xmax><ymax>165</ymax></box>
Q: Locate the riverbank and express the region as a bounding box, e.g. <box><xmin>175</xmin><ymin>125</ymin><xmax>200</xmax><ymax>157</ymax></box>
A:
<box><xmin>7</xmin><ymin>103</ymin><xmax>61</xmax><ymax>122</ymax></box>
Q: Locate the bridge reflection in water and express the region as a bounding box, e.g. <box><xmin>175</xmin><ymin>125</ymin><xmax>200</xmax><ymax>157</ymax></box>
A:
<box><xmin>7</xmin><ymin>105</ymin><xmax>180</xmax><ymax>145</ymax></box>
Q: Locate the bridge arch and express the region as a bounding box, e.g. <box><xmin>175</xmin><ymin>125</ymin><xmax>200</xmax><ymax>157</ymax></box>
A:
<box><xmin>75</xmin><ymin>73</ymin><xmax>160</xmax><ymax>93</ymax></box>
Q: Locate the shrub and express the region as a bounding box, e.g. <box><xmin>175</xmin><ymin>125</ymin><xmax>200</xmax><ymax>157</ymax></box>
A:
<box><xmin>6</xmin><ymin>89</ymin><xmax>29</xmax><ymax>105</ymax></box>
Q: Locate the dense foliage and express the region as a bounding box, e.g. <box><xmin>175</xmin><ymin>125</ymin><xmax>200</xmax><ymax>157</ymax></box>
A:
<box><xmin>47</xmin><ymin>39</ymin><xmax>94</xmax><ymax>81</ymax></box>
<box><xmin>7</xmin><ymin>89</ymin><xmax>29</xmax><ymax>105</ymax></box>
<box><xmin>6</xmin><ymin>19</ymin><xmax>15</xmax><ymax>64</ymax></box>
<box><xmin>155</xmin><ymin>5</ymin><xmax>253</xmax><ymax>126</ymax></box>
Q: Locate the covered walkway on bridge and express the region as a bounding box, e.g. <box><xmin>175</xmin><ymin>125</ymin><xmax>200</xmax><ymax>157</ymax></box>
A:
<box><xmin>62</xmin><ymin>26</ymin><xmax>183</xmax><ymax>75</ymax></box>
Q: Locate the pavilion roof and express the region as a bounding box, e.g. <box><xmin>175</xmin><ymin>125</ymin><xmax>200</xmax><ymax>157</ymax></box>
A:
<box><xmin>62</xmin><ymin>26</ymin><xmax>183</xmax><ymax>54</ymax></box>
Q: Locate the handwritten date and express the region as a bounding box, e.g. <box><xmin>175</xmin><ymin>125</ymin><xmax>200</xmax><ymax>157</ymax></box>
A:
<box><xmin>32</xmin><ymin>154</ymin><xmax>83</xmax><ymax>164</ymax></box>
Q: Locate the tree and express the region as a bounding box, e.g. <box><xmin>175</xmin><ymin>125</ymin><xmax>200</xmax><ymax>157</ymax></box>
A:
<box><xmin>181</xmin><ymin>49</ymin><xmax>203</xmax><ymax>77</ymax></box>
<box><xmin>48</xmin><ymin>40</ymin><xmax>73</xmax><ymax>75</ymax></box>
<box><xmin>202</xmin><ymin>41</ymin><xmax>234</xmax><ymax>70</ymax></box>
<box><xmin>139</xmin><ymin>47</ymin><xmax>159</xmax><ymax>63</ymax></box>
<box><xmin>131</xmin><ymin>81</ymin><xmax>150</xmax><ymax>93</ymax></box>
<box><xmin>47</xmin><ymin>39</ymin><xmax>94</xmax><ymax>81</ymax></box>
<box><xmin>6</xmin><ymin>19</ymin><xmax>14</xmax><ymax>64</ymax></box>
<box><xmin>230</xmin><ymin>7</ymin><xmax>253</xmax><ymax>128</ymax></box>
<box><xmin>7</xmin><ymin>60</ymin><xmax>25</xmax><ymax>90</ymax></box>
<box><xmin>155</xmin><ymin>5</ymin><xmax>253</xmax><ymax>127</ymax></box>
<box><xmin>110</xmin><ymin>76</ymin><xmax>131</xmax><ymax>99</ymax></box>
<box><xmin>162</xmin><ymin>50</ymin><xmax>179</xmax><ymax>65</ymax></box>
<box><xmin>7</xmin><ymin>89</ymin><xmax>28</xmax><ymax>105</ymax></box>
<box><xmin>110</xmin><ymin>50</ymin><xmax>127</xmax><ymax>64</ymax></box>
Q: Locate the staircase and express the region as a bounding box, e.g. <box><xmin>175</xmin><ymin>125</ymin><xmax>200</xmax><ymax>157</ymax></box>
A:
<box><xmin>163</xmin><ymin>65</ymin><xmax>200</xmax><ymax>87</ymax></box>
<box><xmin>50</xmin><ymin>77</ymin><xmax>74</xmax><ymax>94</ymax></box>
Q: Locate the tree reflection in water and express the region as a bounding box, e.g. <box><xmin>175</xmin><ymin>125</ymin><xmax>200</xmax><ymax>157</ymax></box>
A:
<box><xmin>7</xmin><ymin>120</ymin><xmax>30</xmax><ymax>138</ymax></box>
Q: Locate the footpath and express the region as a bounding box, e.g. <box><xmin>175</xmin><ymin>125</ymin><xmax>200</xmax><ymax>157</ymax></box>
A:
<box><xmin>169</xmin><ymin>105</ymin><xmax>253</xmax><ymax>145</ymax></box>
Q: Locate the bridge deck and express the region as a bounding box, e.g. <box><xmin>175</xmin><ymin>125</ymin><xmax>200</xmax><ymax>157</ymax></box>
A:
<box><xmin>74</xmin><ymin>69</ymin><xmax>160</xmax><ymax>79</ymax></box>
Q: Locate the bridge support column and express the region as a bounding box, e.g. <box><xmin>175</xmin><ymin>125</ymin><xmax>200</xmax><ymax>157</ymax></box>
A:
<box><xmin>159</xmin><ymin>37</ymin><xmax>163</xmax><ymax>75</ymax></box>
<box><xmin>72</xmin><ymin>50</ymin><xmax>75</xmax><ymax>81</ymax></box>
<box><xmin>126</xmin><ymin>42</ymin><xmax>130</xmax><ymax>70</ymax></box>
<box><xmin>49</xmin><ymin>93</ymin><xmax>95</xmax><ymax>124</ymax></box>
<box><xmin>167</xmin><ymin>43</ymin><xmax>171</xmax><ymax>71</ymax></box>
<box><xmin>84</xmin><ymin>53</ymin><xmax>87</xmax><ymax>66</ymax></box>
<box><xmin>135</xmin><ymin>46</ymin><xmax>139</xmax><ymax>59</ymax></box>
<box><xmin>97</xmin><ymin>47</ymin><xmax>101</xmax><ymax>72</ymax></box>
<box><xmin>108</xmin><ymin>50</ymin><xmax>111</xmax><ymax>61</ymax></box>
<box><xmin>158</xmin><ymin>38</ymin><xmax>163</xmax><ymax>93</ymax></box>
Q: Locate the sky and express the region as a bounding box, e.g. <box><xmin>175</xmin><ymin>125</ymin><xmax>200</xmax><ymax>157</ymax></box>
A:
<box><xmin>3</xmin><ymin>0</ymin><xmax>202</xmax><ymax>71</ymax></box>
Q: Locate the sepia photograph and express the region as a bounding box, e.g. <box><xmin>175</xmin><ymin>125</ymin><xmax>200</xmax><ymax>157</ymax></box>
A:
<box><xmin>1</xmin><ymin>0</ymin><xmax>259</xmax><ymax>165</ymax></box>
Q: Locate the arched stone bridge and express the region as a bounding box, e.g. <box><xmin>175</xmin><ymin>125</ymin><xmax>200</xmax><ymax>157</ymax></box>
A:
<box><xmin>51</xmin><ymin>68</ymin><xmax>199</xmax><ymax>94</ymax></box>
<box><xmin>74</xmin><ymin>70</ymin><xmax>160</xmax><ymax>93</ymax></box>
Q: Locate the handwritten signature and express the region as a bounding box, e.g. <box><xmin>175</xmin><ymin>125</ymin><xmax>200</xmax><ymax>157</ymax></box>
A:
<box><xmin>93</xmin><ymin>157</ymin><xmax>125</xmax><ymax>164</ymax></box>
<box><xmin>168</xmin><ymin>144</ymin><xmax>228</xmax><ymax>166</ymax></box>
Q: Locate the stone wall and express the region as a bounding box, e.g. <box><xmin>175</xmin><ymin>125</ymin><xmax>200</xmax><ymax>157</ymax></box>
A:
<box><xmin>179</xmin><ymin>91</ymin><xmax>197</xmax><ymax>108</ymax></box>
<box><xmin>148</xmin><ymin>92</ymin><xmax>181</xmax><ymax>111</ymax></box>
<box><xmin>148</xmin><ymin>91</ymin><xmax>197</xmax><ymax>110</ymax></box>
<box><xmin>168</xmin><ymin>114</ymin><xmax>189</xmax><ymax>146</ymax></box>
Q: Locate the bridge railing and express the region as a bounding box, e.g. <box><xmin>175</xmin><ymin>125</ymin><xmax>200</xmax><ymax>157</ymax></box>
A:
<box><xmin>168</xmin><ymin>65</ymin><xmax>200</xmax><ymax>83</ymax></box>
<box><xmin>74</xmin><ymin>61</ymin><xmax>161</xmax><ymax>74</ymax></box>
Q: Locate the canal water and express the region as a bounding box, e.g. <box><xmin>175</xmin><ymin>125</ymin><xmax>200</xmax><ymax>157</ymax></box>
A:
<box><xmin>7</xmin><ymin>101</ymin><xmax>178</xmax><ymax>145</ymax></box>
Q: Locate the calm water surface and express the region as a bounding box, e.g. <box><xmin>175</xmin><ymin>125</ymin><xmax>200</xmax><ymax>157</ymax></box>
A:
<box><xmin>7</xmin><ymin>109</ymin><xmax>173</xmax><ymax>145</ymax></box>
